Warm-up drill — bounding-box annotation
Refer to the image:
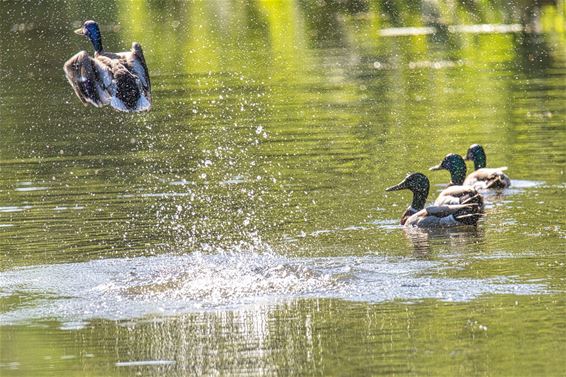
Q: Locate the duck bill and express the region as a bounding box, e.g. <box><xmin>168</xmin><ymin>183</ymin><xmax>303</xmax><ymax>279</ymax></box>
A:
<box><xmin>74</xmin><ymin>28</ymin><xmax>85</xmax><ymax>35</ymax></box>
<box><xmin>385</xmin><ymin>181</ymin><xmax>408</xmax><ymax>192</ymax></box>
<box><xmin>429</xmin><ymin>164</ymin><xmax>443</xmax><ymax>171</ymax></box>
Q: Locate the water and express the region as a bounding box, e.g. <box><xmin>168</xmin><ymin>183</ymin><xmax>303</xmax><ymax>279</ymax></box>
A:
<box><xmin>0</xmin><ymin>252</ymin><xmax>545</xmax><ymax>325</ymax></box>
<box><xmin>1</xmin><ymin>1</ymin><xmax>565</xmax><ymax>376</ymax></box>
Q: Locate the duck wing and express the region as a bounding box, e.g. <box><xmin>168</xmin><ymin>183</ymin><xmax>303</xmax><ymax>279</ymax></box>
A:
<box><xmin>404</xmin><ymin>208</ymin><xmax>460</xmax><ymax>227</ymax></box>
<box><xmin>425</xmin><ymin>204</ymin><xmax>479</xmax><ymax>217</ymax></box>
<box><xmin>406</xmin><ymin>204</ymin><xmax>482</xmax><ymax>227</ymax></box>
<box><xmin>464</xmin><ymin>168</ymin><xmax>511</xmax><ymax>189</ymax></box>
<box><xmin>435</xmin><ymin>185</ymin><xmax>482</xmax><ymax>204</ymax></box>
<box><xmin>63</xmin><ymin>51</ymin><xmax>112</xmax><ymax>107</ymax></box>
<box><xmin>117</xmin><ymin>43</ymin><xmax>151</xmax><ymax>98</ymax></box>
<box><xmin>95</xmin><ymin>53</ymin><xmax>150</xmax><ymax>112</ymax></box>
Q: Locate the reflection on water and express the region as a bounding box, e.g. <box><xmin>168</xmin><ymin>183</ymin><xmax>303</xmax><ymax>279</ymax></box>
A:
<box><xmin>401</xmin><ymin>226</ymin><xmax>486</xmax><ymax>257</ymax></box>
<box><xmin>0</xmin><ymin>1</ymin><xmax>565</xmax><ymax>376</ymax></box>
<box><xmin>2</xmin><ymin>294</ymin><xmax>565</xmax><ymax>377</ymax></box>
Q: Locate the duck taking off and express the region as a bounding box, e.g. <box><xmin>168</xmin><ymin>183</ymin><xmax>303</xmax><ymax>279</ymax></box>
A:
<box><xmin>386</xmin><ymin>173</ymin><xmax>483</xmax><ymax>227</ymax></box>
<box><xmin>464</xmin><ymin>144</ymin><xmax>511</xmax><ymax>189</ymax></box>
<box><xmin>63</xmin><ymin>20</ymin><xmax>151</xmax><ymax>112</ymax></box>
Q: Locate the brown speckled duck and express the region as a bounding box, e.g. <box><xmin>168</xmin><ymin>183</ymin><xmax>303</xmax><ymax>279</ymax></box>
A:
<box><xmin>386</xmin><ymin>173</ymin><xmax>483</xmax><ymax>227</ymax></box>
<box><xmin>63</xmin><ymin>20</ymin><xmax>151</xmax><ymax>112</ymax></box>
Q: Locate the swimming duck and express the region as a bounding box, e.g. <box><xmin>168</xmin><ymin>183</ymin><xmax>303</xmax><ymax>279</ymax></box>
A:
<box><xmin>63</xmin><ymin>20</ymin><xmax>151</xmax><ymax>112</ymax></box>
<box><xmin>430</xmin><ymin>152</ymin><xmax>509</xmax><ymax>191</ymax></box>
<box><xmin>429</xmin><ymin>153</ymin><xmax>468</xmax><ymax>186</ymax></box>
<box><xmin>427</xmin><ymin>153</ymin><xmax>485</xmax><ymax>207</ymax></box>
<box><xmin>386</xmin><ymin>173</ymin><xmax>483</xmax><ymax>227</ymax></box>
<box><xmin>464</xmin><ymin>144</ymin><xmax>511</xmax><ymax>189</ymax></box>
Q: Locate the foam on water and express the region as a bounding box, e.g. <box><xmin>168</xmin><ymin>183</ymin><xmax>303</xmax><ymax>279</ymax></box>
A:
<box><xmin>0</xmin><ymin>249</ymin><xmax>545</xmax><ymax>326</ymax></box>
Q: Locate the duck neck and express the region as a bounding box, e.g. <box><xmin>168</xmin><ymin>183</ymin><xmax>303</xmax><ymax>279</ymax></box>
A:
<box><xmin>88</xmin><ymin>32</ymin><xmax>103</xmax><ymax>54</ymax></box>
<box><xmin>473</xmin><ymin>153</ymin><xmax>486</xmax><ymax>170</ymax></box>
<box><xmin>410</xmin><ymin>190</ymin><xmax>428</xmax><ymax>211</ymax></box>
<box><xmin>449</xmin><ymin>164</ymin><xmax>467</xmax><ymax>186</ymax></box>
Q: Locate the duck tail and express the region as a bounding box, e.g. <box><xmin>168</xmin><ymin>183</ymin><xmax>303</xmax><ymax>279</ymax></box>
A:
<box><xmin>454</xmin><ymin>208</ymin><xmax>483</xmax><ymax>225</ymax></box>
<box><xmin>454</xmin><ymin>197</ymin><xmax>484</xmax><ymax>225</ymax></box>
<box><xmin>485</xmin><ymin>176</ymin><xmax>507</xmax><ymax>190</ymax></box>
<box><xmin>460</xmin><ymin>191</ymin><xmax>485</xmax><ymax>211</ymax></box>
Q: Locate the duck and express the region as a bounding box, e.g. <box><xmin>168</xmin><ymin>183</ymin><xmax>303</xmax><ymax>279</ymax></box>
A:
<box><xmin>427</xmin><ymin>153</ymin><xmax>486</xmax><ymax>208</ymax></box>
<box><xmin>386</xmin><ymin>173</ymin><xmax>483</xmax><ymax>227</ymax></box>
<box><xmin>429</xmin><ymin>153</ymin><xmax>468</xmax><ymax>186</ymax></box>
<box><xmin>430</xmin><ymin>152</ymin><xmax>509</xmax><ymax>191</ymax></box>
<box><xmin>464</xmin><ymin>144</ymin><xmax>511</xmax><ymax>189</ymax></box>
<box><xmin>63</xmin><ymin>20</ymin><xmax>151</xmax><ymax>112</ymax></box>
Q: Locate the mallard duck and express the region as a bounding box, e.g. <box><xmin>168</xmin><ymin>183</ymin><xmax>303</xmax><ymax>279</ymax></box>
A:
<box><xmin>429</xmin><ymin>153</ymin><xmax>468</xmax><ymax>186</ymax></box>
<box><xmin>464</xmin><ymin>144</ymin><xmax>511</xmax><ymax>189</ymax></box>
<box><xmin>386</xmin><ymin>173</ymin><xmax>483</xmax><ymax>227</ymax></box>
<box><xmin>430</xmin><ymin>152</ymin><xmax>510</xmax><ymax>191</ymax></box>
<box><xmin>63</xmin><ymin>20</ymin><xmax>151</xmax><ymax>112</ymax></box>
<box><xmin>427</xmin><ymin>153</ymin><xmax>485</xmax><ymax>207</ymax></box>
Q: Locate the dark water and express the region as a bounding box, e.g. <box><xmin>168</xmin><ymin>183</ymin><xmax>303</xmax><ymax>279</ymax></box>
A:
<box><xmin>1</xmin><ymin>2</ymin><xmax>565</xmax><ymax>376</ymax></box>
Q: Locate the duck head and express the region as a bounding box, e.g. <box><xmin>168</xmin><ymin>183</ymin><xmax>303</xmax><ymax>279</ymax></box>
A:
<box><xmin>429</xmin><ymin>153</ymin><xmax>467</xmax><ymax>186</ymax></box>
<box><xmin>75</xmin><ymin>20</ymin><xmax>103</xmax><ymax>53</ymax></box>
<box><xmin>386</xmin><ymin>173</ymin><xmax>430</xmax><ymax>211</ymax></box>
<box><xmin>465</xmin><ymin>144</ymin><xmax>487</xmax><ymax>170</ymax></box>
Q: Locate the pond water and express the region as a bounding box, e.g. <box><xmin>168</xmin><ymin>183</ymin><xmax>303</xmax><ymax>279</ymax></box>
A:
<box><xmin>1</xmin><ymin>2</ymin><xmax>565</xmax><ymax>376</ymax></box>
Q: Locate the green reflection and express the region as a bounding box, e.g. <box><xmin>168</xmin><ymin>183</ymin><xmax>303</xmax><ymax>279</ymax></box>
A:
<box><xmin>2</xmin><ymin>297</ymin><xmax>566</xmax><ymax>376</ymax></box>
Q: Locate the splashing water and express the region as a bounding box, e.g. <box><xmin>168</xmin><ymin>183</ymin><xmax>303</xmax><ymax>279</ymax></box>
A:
<box><xmin>0</xmin><ymin>247</ymin><xmax>545</xmax><ymax>326</ymax></box>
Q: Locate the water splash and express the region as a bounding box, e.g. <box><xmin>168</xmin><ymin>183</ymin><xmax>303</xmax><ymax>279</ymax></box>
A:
<box><xmin>0</xmin><ymin>249</ymin><xmax>545</xmax><ymax>326</ymax></box>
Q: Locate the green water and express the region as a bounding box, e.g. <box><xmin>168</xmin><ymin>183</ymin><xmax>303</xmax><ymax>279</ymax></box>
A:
<box><xmin>1</xmin><ymin>1</ymin><xmax>565</xmax><ymax>376</ymax></box>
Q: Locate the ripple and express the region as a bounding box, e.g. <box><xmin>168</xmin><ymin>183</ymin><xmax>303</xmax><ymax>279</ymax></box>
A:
<box><xmin>116</xmin><ymin>360</ymin><xmax>176</xmax><ymax>367</ymax></box>
<box><xmin>169</xmin><ymin>179</ymin><xmax>194</xmax><ymax>186</ymax></box>
<box><xmin>53</xmin><ymin>206</ymin><xmax>85</xmax><ymax>211</ymax></box>
<box><xmin>0</xmin><ymin>206</ymin><xmax>32</xmax><ymax>213</ymax></box>
<box><xmin>14</xmin><ymin>186</ymin><xmax>49</xmax><ymax>192</ymax></box>
<box><xmin>119</xmin><ymin>192</ymin><xmax>192</xmax><ymax>198</ymax></box>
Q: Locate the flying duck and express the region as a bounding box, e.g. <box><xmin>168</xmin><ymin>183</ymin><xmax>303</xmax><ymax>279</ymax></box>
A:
<box><xmin>63</xmin><ymin>20</ymin><xmax>151</xmax><ymax>112</ymax></box>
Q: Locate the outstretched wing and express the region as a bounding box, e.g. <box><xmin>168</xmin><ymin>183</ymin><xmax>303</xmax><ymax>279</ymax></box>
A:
<box><xmin>63</xmin><ymin>51</ymin><xmax>112</xmax><ymax>107</ymax></box>
<box><xmin>96</xmin><ymin>51</ymin><xmax>150</xmax><ymax>112</ymax></box>
<box><xmin>119</xmin><ymin>42</ymin><xmax>151</xmax><ymax>98</ymax></box>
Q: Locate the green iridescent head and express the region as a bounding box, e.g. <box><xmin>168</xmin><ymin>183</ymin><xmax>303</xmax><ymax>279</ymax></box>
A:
<box><xmin>75</xmin><ymin>20</ymin><xmax>103</xmax><ymax>53</ymax></box>
<box><xmin>465</xmin><ymin>144</ymin><xmax>487</xmax><ymax>170</ymax></box>
<box><xmin>386</xmin><ymin>173</ymin><xmax>430</xmax><ymax>210</ymax></box>
<box><xmin>429</xmin><ymin>153</ymin><xmax>467</xmax><ymax>186</ymax></box>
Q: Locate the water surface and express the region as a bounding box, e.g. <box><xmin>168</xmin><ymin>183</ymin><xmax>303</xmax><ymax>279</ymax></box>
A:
<box><xmin>1</xmin><ymin>1</ymin><xmax>565</xmax><ymax>376</ymax></box>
